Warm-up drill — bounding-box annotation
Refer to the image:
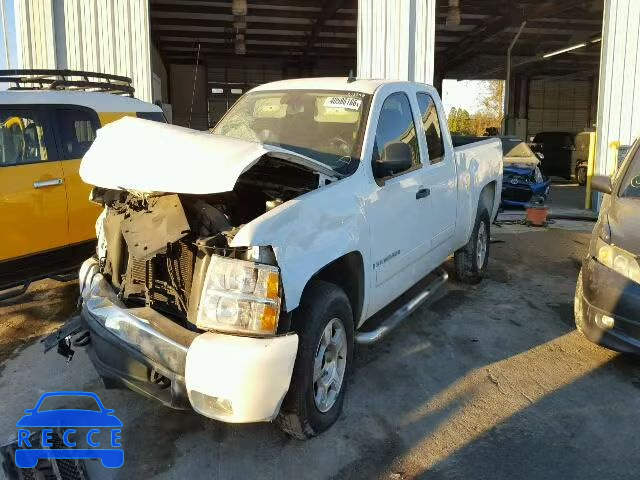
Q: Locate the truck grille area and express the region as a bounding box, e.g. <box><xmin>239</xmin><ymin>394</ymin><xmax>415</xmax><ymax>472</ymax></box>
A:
<box><xmin>502</xmin><ymin>185</ymin><xmax>533</xmax><ymax>203</ymax></box>
<box><xmin>123</xmin><ymin>238</ymin><xmax>197</xmax><ymax>317</ymax></box>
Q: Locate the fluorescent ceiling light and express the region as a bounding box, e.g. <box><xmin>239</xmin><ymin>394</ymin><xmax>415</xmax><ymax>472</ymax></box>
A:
<box><xmin>543</xmin><ymin>42</ymin><xmax>587</xmax><ymax>58</ymax></box>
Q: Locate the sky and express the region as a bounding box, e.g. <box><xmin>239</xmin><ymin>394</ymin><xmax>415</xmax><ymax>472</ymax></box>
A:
<box><xmin>0</xmin><ymin>0</ymin><xmax>17</xmax><ymax>75</ymax></box>
<box><xmin>442</xmin><ymin>79</ymin><xmax>488</xmax><ymax>114</ymax></box>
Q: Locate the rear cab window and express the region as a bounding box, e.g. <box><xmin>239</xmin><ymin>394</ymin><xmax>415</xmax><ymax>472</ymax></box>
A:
<box><xmin>416</xmin><ymin>93</ymin><xmax>445</xmax><ymax>164</ymax></box>
<box><xmin>55</xmin><ymin>108</ymin><xmax>99</xmax><ymax>159</ymax></box>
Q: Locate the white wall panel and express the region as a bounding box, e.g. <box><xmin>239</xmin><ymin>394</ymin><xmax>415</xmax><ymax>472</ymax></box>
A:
<box><xmin>527</xmin><ymin>79</ymin><xmax>593</xmax><ymax>137</ymax></box>
<box><xmin>357</xmin><ymin>0</ymin><xmax>435</xmax><ymax>84</ymax></box>
<box><xmin>15</xmin><ymin>0</ymin><xmax>153</xmax><ymax>102</ymax></box>
<box><xmin>596</xmin><ymin>0</ymin><xmax>640</xmax><ymax>177</ymax></box>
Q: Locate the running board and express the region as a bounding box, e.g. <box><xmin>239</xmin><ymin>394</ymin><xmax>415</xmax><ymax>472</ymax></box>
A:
<box><xmin>355</xmin><ymin>269</ymin><xmax>448</xmax><ymax>345</ymax></box>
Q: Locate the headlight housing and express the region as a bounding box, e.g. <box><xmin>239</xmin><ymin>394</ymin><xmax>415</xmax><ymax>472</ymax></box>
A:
<box><xmin>196</xmin><ymin>255</ymin><xmax>281</xmax><ymax>335</ymax></box>
<box><xmin>596</xmin><ymin>238</ymin><xmax>640</xmax><ymax>284</ymax></box>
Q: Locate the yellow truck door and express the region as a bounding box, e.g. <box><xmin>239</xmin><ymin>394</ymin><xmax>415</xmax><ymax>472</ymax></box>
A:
<box><xmin>54</xmin><ymin>108</ymin><xmax>103</xmax><ymax>245</ymax></box>
<box><xmin>0</xmin><ymin>108</ymin><xmax>68</xmax><ymax>262</ymax></box>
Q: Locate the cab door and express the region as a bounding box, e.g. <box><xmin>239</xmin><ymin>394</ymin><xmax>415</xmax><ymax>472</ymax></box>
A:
<box><xmin>53</xmin><ymin>107</ymin><xmax>102</xmax><ymax>245</ymax></box>
<box><xmin>365</xmin><ymin>91</ymin><xmax>434</xmax><ymax>313</ymax></box>
<box><xmin>0</xmin><ymin>107</ymin><xmax>68</xmax><ymax>262</ymax></box>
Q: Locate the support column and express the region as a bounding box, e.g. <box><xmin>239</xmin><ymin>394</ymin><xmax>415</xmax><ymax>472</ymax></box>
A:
<box><xmin>14</xmin><ymin>0</ymin><xmax>153</xmax><ymax>102</ymax></box>
<box><xmin>596</xmin><ymin>0</ymin><xmax>640</xmax><ymax>178</ymax></box>
<box><xmin>357</xmin><ymin>0</ymin><xmax>436</xmax><ymax>84</ymax></box>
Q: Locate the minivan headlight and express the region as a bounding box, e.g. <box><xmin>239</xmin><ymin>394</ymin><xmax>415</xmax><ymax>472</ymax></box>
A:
<box><xmin>596</xmin><ymin>239</ymin><xmax>640</xmax><ymax>284</ymax></box>
<box><xmin>196</xmin><ymin>255</ymin><xmax>281</xmax><ymax>335</ymax></box>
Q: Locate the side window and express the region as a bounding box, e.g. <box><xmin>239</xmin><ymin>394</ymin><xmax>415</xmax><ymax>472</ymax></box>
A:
<box><xmin>0</xmin><ymin>110</ymin><xmax>50</xmax><ymax>166</ymax></box>
<box><xmin>372</xmin><ymin>92</ymin><xmax>420</xmax><ymax>173</ymax></box>
<box><xmin>416</xmin><ymin>93</ymin><xmax>445</xmax><ymax>164</ymax></box>
<box><xmin>56</xmin><ymin>109</ymin><xmax>98</xmax><ymax>160</ymax></box>
<box><xmin>137</xmin><ymin>111</ymin><xmax>167</xmax><ymax>123</ymax></box>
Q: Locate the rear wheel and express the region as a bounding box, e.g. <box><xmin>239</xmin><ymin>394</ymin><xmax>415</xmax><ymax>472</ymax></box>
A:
<box><xmin>276</xmin><ymin>280</ymin><xmax>354</xmax><ymax>439</ymax></box>
<box><xmin>454</xmin><ymin>207</ymin><xmax>490</xmax><ymax>284</ymax></box>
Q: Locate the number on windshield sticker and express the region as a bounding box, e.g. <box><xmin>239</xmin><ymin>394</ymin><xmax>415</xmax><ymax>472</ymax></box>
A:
<box><xmin>324</xmin><ymin>97</ymin><xmax>362</xmax><ymax>111</ymax></box>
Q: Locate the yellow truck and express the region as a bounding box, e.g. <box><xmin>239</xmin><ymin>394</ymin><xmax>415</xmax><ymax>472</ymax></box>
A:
<box><xmin>0</xmin><ymin>70</ymin><xmax>165</xmax><ymax>297</ymax></box>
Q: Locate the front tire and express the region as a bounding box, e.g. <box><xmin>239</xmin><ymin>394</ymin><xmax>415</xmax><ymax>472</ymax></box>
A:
<box><xmin>454</xmin><ymin>207</ymin><xmax>490</xmax><ymax>284</ymax></box>
<box><xmin>276</xmin><ymin>280</ymin><xmax>354</xmax><ymax>439</ymax></box>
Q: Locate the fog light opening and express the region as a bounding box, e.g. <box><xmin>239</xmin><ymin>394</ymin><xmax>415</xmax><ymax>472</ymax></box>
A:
<box><xmin>190</xmin><ymin>390</ymin><xmax>233</xmax><ymax>416</ymax></box>
<box><xmin>596</xmin><ymin>313</ymin><xmax>615</xmax><ymax>330</ymax></box>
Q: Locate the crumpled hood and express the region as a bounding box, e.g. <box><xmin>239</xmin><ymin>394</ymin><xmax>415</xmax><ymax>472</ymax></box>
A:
<box><xmin>80</xmin><ymin>116</ymin><xmax>336</xmax><ymax>194</ymax></box>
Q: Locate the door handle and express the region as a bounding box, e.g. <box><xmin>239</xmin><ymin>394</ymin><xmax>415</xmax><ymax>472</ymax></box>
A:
<box><xmin>416</xmin><ymin>187</ymin><xmax>430</xmax><ymax>199</ymax></box>
<box><xmin>33</xmin><ymin>178</ymin><xmax>64</xmax><ymax>189</ymax></box>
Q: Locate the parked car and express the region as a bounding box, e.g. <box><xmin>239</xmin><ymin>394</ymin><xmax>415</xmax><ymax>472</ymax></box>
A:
<box><xmin>574</xmin><ymin>138</ymin><xmax>640</xmax><ymax>353</ymax></box>
<box><xmin>572</xmin><ymin>131</ymin><xmax>595</xmax><ymax>186</ymax></box>
<box><xmin>530</xmin><ymin>131</ymin><xmax>575</xmax><ymax>179</ymax></box>
<box><xmin>0</xmin><ymin>70</ymin><xmax>165</xmax><ymax>296</ymax></box>
<box><xmin>499</xmin><ymin>136</ymin><xmax>551</xmax><ymax>207</ymax></box>
<box><xmin>49</xmin><ymin>78</ymin><xmax>502</xmax><ymax>438</ymax></box>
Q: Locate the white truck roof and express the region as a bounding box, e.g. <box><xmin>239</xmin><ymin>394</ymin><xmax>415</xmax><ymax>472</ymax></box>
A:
<box><xmin>251</xmin><ymin>77</ymin><xmax>425</xmax><ymax>95</ymax></box>
<box><xmin>0</xmin><ymin>90</ymin><xmax>160</xmax><ymax>112</ymax></box>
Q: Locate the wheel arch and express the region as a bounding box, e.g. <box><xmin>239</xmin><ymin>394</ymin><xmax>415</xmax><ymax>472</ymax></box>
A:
<box><xmin>298</xmin><ymin>251</ymin><xmax>365</xmax><ymax>325</ymax></box>
<box><xmin>479</xmin><ymin>180</ymin><xmax>497</xmax><ymax>219</ymax></box>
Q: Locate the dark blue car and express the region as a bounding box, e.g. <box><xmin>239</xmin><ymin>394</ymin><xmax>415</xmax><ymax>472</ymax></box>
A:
<box><xmin>15</xmin><ymin>391</ymin><xmax>123</xmax><ymax>468</ymax></box>
<box><xmin>499</xmin><ymin>136</ymin><xmax>551</xmax><ymax>207</ymax></box>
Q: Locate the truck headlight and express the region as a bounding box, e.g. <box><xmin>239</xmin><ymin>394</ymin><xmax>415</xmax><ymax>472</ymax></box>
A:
<box><xmin>196</xmin><ymin>255</ymin><xmax>281</xmax><ymax>335</ymax></box>
<box><xmin>596</xmin><ymin>239</ymin><xmax>640</xmax><ymax>284</ymax></box>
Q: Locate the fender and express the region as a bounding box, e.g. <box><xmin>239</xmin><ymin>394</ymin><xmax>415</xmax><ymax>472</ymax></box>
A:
<box><xmin>453</xmin><ymin>139</ymin><xmax>503</xmax><ymax>248</ymax></box>
<box><xmin>230</xmin><ymin>175</ymin><xmax>370</xmax><ymax>313</ymax></box>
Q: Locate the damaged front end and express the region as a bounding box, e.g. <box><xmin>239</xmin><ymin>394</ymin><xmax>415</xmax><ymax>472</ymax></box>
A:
<box><xmin>91</xmin><ymin>150</ymin><xmax>322</xmax><ymax>332</ymax></box>
<box><xmin>49</xmin><ymin>156</ymin><xmax>332</xmax><ymax>421</ymax></box>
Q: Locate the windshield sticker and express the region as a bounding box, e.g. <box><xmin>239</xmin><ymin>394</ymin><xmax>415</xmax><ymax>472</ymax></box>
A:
<box><xmin>324</xmin><ymin>96</ymin><xmax>362</xmax><ymax>111</ymax></box>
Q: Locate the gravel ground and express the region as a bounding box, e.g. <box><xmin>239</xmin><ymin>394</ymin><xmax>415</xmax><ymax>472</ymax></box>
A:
<box><xmin>1</xmin><ymin>226</ymin><xmax>639</xmax><ymax>480</ymax></box>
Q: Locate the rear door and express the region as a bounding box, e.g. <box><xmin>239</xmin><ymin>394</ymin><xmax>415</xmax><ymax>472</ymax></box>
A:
<box><xmin>415</xmin><ymin>91</ymin><xmax>457</xmax><ymax>249</ymax></box>
<box><xmin>53</xmin><ymin>107</ymin><xmax>102</xmax><ymax>245</ymax></box>
<box><xmin>0</xmin><ymin>107</ymin><xmax>68</xmax><ymax>261</ymax></box>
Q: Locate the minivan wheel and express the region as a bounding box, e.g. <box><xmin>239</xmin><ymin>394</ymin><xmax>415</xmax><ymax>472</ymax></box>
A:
<box><xmin>454</xmin><ymin>207</ymin><xmax>490</xmax><ymax>284</ymax></box>
<box><xmin>276</xmin><ymin>280</ymin><xmax>354</xmax><ymax>439</ymax></box>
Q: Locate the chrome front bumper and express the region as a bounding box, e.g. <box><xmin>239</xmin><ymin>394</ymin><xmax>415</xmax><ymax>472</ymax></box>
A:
<box><xmin>79</xmin><ymin>258</ymin><xmax>299</xmax><ymax>423</ymax></box>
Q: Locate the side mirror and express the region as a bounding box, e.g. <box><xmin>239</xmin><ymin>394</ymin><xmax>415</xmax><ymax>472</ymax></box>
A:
<box><xmin>535</xmin><ymin>152</ymin><xmax>545</xmax><ymax>161</ymax></box>
<box><xmin>375</xmin><ymin>142</ymin><xmax>412</xmax><ymax>178</ymax></box>
<box><xmin>591</xmin><ymin>175</ymin><xmax>613</xmax><ymax>195</ymax></box>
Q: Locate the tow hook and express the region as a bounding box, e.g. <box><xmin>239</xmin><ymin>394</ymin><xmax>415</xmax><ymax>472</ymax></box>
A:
<box><xmin>41</xmin><ymin>316</ymin><xmax>89</xmax><ymax>363</ymax></box>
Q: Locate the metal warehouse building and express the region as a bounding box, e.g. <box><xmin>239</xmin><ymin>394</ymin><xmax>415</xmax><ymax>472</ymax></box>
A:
<box><xmin>11</xmin><ymin>0</ymin><xmax>640</xmax><ymax>188</ymax></box>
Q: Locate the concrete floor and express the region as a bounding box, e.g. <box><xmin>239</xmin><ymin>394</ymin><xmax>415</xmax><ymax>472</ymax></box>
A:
<box><xmin>1</xmin><ymin>226</ymin><xmax>639</xmax><ymax>480</ymax></box>
<box><xmin>548</xmin><ymin>179</ymin><xmax>587</xmax><ymax>210</ymax></box>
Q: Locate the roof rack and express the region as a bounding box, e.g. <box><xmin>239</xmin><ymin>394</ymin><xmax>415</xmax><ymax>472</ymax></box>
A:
<box><xmin>0</xmin><ymin>69</ymin><xmax>135</xmax><ymax>96</ymax></box>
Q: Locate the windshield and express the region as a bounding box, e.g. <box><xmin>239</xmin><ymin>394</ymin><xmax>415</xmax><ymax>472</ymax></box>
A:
<box><xmin>213</xmin><ymin>90</ymin><xmax>370</xmax><ymax>172</ymax></box>
<box><xmin>620</xmin><ymin>143</ymin><xmax>640</xmax><ymax>198</ymax></box>
<box><xmin>501</xmin><ymin>138</ymin><xmax>537</xmax><ymax>159</ymax></box>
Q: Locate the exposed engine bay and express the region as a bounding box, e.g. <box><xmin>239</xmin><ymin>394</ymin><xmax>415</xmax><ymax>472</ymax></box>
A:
<box><xmin>93</xmin><ymin>156</ymin><xmax>322</xmax><ymax>324</ymax></box>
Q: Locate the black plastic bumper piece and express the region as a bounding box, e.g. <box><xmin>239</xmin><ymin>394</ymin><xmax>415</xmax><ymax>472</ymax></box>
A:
<box><xmin>579</xmin><ymin>257</ymin><xmax>640</xmax><ymax>353</ymax></box>
<box><xmin>82</xmin><ymin>307</ymin><xmax>198</xmax><ymax>410</ymax></box>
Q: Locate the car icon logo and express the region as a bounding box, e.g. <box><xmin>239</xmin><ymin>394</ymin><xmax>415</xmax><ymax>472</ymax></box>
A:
<box><xmin>15</xmin><ymin>391</ymin><xmax>124</xmax><ymax>469</ymax></box>
<box><xmin>510</xmin><ymin>178</ymin><xmax>519</xmax><ymax>185</ymax></box>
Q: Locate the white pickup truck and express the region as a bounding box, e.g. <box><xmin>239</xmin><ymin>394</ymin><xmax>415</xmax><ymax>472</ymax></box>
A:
<box><xmin>50</xmin><ymin>78</ymin><xmax>502</xmax><ymax>438</ymax></box>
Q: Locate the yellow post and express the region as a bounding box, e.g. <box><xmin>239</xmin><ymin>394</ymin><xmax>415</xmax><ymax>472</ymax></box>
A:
<box><xmin>584</xmin><ymin>132</ymin><xmax>598</xmax><ymax>210</ymax></box>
